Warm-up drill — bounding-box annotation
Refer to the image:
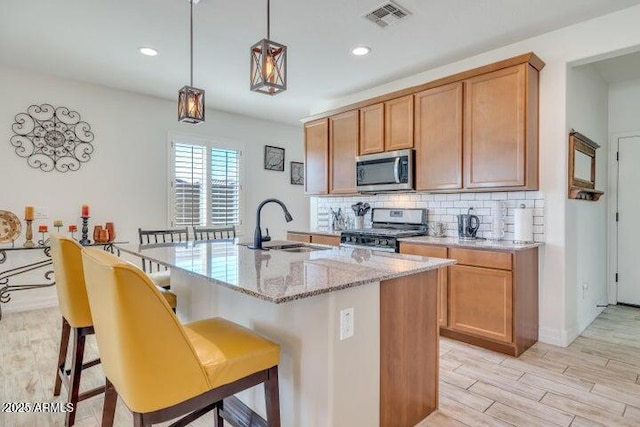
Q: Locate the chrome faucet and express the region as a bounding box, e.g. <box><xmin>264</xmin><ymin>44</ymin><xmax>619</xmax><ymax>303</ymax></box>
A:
<box><xmin>249</xmin><ymin>198</ymin><xmax>293</xmax><ymax>250</ymax></box>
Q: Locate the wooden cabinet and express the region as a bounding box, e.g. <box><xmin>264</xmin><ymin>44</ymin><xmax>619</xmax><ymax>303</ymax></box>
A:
<box><xmin>359</xmin><ymin>95</ymin><xmax>414</xmax><ymax>155</ymax></box>
<box><xmin>414</xmin><ymin>82</ymin><xmax>463</xmax><ymax>191</ymax></box>
<box><xmin>399</xmin><ymin>243</ymin><xmax>538</xmax><ymax>356</ymax></box>
<box><xmin>359</xmin><ymin>103</ymin><xmax>384</xmax><ymax>155</ymax></box>
<box><xmin>449</xmin><ymin>264</ymin><xmax>513</xmax><ymax>343</ymax></box>
<box><xmin>329</xmin><ymin>111</ymin><xmax>359</xmax><ymax>194</ymax></box>
<box><xmin>463</xmin><ymin>64</ymin><xmax>538</xmax><ymax>190</ymax></box>
<box><xmin>304</xmin><ymin>119</ymin><xmax>329</xmax><ymax>195</ymax></box>
<box><xmin>385</xmin><ymin>95</ymin><xmax>414</xmax><ymax>151</ymax></box>
<box><xmin>286</xmin><ymin>232</ymin><xmax>340</xmax><ymax>247</ymax></box>
<box><xmin>399</xmin><ymin>243</ymin><xmax>448</xmax><ymax>327</ymax></box>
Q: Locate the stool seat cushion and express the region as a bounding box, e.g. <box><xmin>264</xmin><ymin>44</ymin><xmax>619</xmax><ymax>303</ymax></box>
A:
<box><xmin>147</xmin><ymin>270</ymin><xmax>171</xmax><ymax>289</ymax></box>
<box><xmin>184</xmin><ymin>317</ymin><xmax>280</xmax><ymax>389</ymax></box>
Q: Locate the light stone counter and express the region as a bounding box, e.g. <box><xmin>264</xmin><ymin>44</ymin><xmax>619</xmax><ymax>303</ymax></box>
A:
<box><xmin>398</xmin><ymin>235</ymin><xmax>544</xmax><ymax>251</ymax></box>
<box><xmin>116</xmin><ymin>240</ymin><xmax>454</xmax><ymax>304</ymax></box>
<box><xmin>287</xmin><ymin>228</ymin><xmax>342</xmax><ymax>237</ymax></box>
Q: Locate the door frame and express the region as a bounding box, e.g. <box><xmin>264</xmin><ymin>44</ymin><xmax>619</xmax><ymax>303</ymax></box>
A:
<box><xmin>608</xmin><ymin>131</ymin><xmax>640</xmax><ymax>305</ymax></box>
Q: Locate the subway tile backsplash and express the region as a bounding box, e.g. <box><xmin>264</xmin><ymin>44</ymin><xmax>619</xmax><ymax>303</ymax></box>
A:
<box><xmin>311</xmin><ymin>191</ymin><xmax>545</xmax><ymax>242</ymax></box>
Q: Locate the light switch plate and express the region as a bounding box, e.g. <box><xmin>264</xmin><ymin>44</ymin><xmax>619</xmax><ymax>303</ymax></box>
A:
<box><xmin>340</xmin><ymin>307</ymin><xmax>354</xmax><ymax>340</ymax></box>
<box><xmin>35</xmin><ymin>207</ymin><xmax>49</xmax><ymax>219</ymax></box>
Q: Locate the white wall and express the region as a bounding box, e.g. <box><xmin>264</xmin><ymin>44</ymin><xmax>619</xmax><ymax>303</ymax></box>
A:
<box><xmin>311</xmin><ymin>5</ymin><xmax>640</xmax><ymax>346</ymax></box>
<box><xmin>610</xmin><ymin>78</ymin><xmax>640</xmax><ymax>133</ymax></box>
<box><xmin>0</xmin><ymin>64</ymin><xmax>307</xmax><ymax>313</ymax></box>
<box><xmin>566</xmin><ymin>64</ymin><xmax>609</xmax><ymax>334</ymax></box>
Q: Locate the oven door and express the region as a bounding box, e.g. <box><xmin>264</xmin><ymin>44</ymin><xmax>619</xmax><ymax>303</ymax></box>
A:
<box><xmin>356</xmin><ymin>149</ymin><xmax>414</xmax><ymax>192</ymax></box>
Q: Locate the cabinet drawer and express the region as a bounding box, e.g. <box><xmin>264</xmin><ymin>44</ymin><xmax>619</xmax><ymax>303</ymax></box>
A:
<box><xmin>287</xmin><ymin>232</ymin><xmax>311</xmax><ymax>243</ymax></box>
<box><xmin>311</xmin><ymin>234</ymin><xmax>341</xmax><ymax>246</ymax></box>
<box><xmin>399</xmin><ymin>243</ymin><xmax>447</xmax><ymax>258</ymax></box>
<box><xmin>449</xmin><ymin>248</ymin><xmax>512</xmax><ymax>270</ymax></box>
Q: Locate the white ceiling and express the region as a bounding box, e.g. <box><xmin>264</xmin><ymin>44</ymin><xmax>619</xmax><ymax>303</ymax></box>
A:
<box><xmin>2</xmin><ymin>0</ymin><xmax>640</xmax><ymax>125</ymax></box>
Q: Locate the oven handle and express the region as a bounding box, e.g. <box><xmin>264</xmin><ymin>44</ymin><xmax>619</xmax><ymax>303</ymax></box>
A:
<box><xmin>393</xmin><ymin>157</ymin><xmax>401</xmax><ymax>183</ymax></box>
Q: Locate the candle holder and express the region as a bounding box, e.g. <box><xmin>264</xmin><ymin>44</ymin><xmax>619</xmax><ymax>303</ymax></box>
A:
<box><xmin>23</xmin><ymin>219</ymin><xmax>35</xmax><ymax>248</ymax></box>
<box><xmin>79</xmin><ymin>216</ymin><xmax>91</xmax><ymax>246</ymax></box>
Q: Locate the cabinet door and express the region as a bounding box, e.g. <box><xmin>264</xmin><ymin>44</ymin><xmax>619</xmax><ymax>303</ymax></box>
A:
<box><xmin>414</xmin><ymin>83</ymin><xmax>463</xmax><ymax>190</ymax></box>
<box><xmin>360</xmin><ymin>103</ymin><xmax>385</xmax><ymax>155</ymax></box>
<box><xmin>385</xmin><ymin>95</ymin><xmax>414</xmax><ymax>151</ymax></box>
<box><xmin>304</xmin><ymin>119</ymin><xmax>329</xmax><ymax>195</ymax></box>
<box><xmin>329</xmin><ymin>110</ymin><xmax>359</xmax><ymax>194</ymax></box>
<box><xmin>464</xmin><ymin>64</ymin><xmax>528</xmax><ymax>188</ymax></box>
<box><xmin>449</xmin><ymin>265</ymin><xmax>513</xmax><ymax>343</ymax></box>
<box><xmin>399</xmin><ymin>243</ymin><xmax>448</xmax><ymax>327</ymax></box>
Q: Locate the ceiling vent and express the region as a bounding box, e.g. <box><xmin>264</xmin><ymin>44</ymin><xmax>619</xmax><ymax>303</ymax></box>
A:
<box><xmin>364</xmin><ymin>1</ymin><xmax>411</xmax><ymax>28</ymax></box>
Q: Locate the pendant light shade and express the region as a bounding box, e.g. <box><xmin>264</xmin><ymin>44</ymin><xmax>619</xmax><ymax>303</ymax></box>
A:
<box><xmin>250</xmin><ymin>0</ymin><xmax>287</xmax><ymax>95</ymax></box>
<box><xmin>178</xmin><ymin>0</ymin><xmax>205</xmax><ymax>124</ymax></box>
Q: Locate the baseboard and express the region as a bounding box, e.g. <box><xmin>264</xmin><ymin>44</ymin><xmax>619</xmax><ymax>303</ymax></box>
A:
<box><xmin>1</xmin><ymin>296</ymin><xmax>58</xmax><ymax>315</ymax></box>
<box><xmin>538</xmin><ymin>324</ymin><xmax>581</xmax><ymax>347</ymax></box>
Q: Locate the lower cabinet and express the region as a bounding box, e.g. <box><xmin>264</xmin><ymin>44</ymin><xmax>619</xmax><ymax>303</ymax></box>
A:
<box><xmin>287</xmin><ymin>232</ymin><xmax>340</xmax><ymax>247</ymax></box>
<box><xmin>400</xmin><ymin>243</ymin><xmax>538</xmax><ymax>356</ymax></box>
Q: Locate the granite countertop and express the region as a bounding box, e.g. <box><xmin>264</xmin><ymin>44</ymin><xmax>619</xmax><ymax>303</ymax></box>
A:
<box><xmin>398</xmin><ymin>236</ymin><xmax>543</xmax><ymax>251</ymax></box>
<box><xmin>287</xmin><ymin>228</ymin><xmax>342</xmax><ymax>236</ymax></box>
<box><xmin>116</xmin><ymin>240</ymin><xmax>454</xmax><ymax>304</ymax></box>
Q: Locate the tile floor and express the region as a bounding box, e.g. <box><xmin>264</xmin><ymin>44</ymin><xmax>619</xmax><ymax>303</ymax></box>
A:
<box><xmin>1</xmin><ymin>305</ymin><xmax>640</xmax><ymax>426</ymax></box>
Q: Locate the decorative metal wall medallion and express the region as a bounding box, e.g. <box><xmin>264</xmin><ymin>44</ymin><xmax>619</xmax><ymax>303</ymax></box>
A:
<box><xmin>10</xmin><ymin>104</ymin><xmax>94</xmax><ymax>172</ymax></box>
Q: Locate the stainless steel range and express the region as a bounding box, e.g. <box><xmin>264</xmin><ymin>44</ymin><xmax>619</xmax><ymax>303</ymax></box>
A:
<box><xmin>340</xmin><ymin>208</ymin><xmax>428</xmax><ymax>252</ymax></box>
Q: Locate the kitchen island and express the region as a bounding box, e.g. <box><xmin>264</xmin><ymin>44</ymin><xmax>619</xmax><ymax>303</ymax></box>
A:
<box><xmin>116</xmin><ymin>240</ymin><xmax>454</xmax><ymax>427</ymax></box>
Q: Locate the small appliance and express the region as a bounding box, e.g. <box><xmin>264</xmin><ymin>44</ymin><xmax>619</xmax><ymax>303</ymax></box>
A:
<box><xmin>340</xmin><ymin>208</ymin><xmax>427</xmax><ymax>252</ymax></box>
<box><xmin>356</xmin><ymin>149</ymin><xmax>414</xmax><ymax>192</ymax></box>
<box><xmin>457</xmin><ymin>207</ymin><xmax>480</xmax><ymax>240</ymax></box>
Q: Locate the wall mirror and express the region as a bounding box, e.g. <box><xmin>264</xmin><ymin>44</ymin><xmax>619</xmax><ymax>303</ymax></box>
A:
<box><xmin>568</xmin><ymin>130</ymin><xmax>603</xmax><ymax>201</ymax></box>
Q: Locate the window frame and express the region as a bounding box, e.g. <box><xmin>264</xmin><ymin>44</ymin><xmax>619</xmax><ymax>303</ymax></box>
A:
<box><xmin>168</xmin><ymin>133</ymin><xmax>245</xmax><ymax>236</ymax></box>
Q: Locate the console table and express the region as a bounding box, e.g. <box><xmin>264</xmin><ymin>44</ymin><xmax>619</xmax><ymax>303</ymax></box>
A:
<box><xmin>0</xmin><ymin>242</ymin><xmax>120</xmax><ymax>320</ymax></box>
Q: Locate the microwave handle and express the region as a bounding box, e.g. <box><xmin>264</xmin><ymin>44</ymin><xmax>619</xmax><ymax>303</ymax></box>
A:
<box><xmin>393</xmin><ymin>157</ymin><xmax>401</xmax><ymax>183</ymax></box>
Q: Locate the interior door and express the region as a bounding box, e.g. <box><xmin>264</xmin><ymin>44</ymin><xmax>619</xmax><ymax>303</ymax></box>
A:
<box><xmin>617</xmin><ymin>136</ymin><xmax>640</xmax><ymax>305</ymax></box>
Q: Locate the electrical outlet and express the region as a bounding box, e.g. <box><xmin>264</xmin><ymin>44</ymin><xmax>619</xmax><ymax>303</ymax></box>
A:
<box><xmin>35</xmin><ymin>207</ymin><xmax>49</xmax><ymax>219</ymax></box>
<box><xmin>340</xmin><ymin>307</ymin><xmax>354</xmax><ymax>340</ymax></box>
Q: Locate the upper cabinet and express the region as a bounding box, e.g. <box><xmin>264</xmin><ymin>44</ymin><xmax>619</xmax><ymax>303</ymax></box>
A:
<box><xmin>384</xmin><ymin>95</ymin><xmax>414</xmax><ymax>151</ymax></box>
<box><xmin>360</xmin><ymin>95</ymin><xmax>414</xmax><ymax>155</ymax></box>
<box><xmin>329</xmin><ymin>110</ymin><xmax>359</xmax><ymax>194</ymax></box>
<box><xmin>304</xmin><ymin>119</ymin><xmax>329</xmax><ymax>195</ymax></box>
<box><xmin>463</xmin><ymin>64</ymin><xmax>538</xmax><ymax>190</ymax></box>
<box><xmin>414</xmin><ymin>82</ymin><xmax>463</xmax><ymax>191</ymax></box>
<box><xmin>359</xmin><ymin>103</ymin><xmax>384</xmax><ymax>155</ymax></box>
<box><xmin>303</xmin><ymin>53</ymin><xmax>544</xmax><ymax>195</ymax></box>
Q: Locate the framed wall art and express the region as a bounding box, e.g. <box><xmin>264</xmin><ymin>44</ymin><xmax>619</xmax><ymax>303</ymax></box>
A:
<box><xmin>264</xmin><ymin>145</ymin><xmax>285</xmax><ymax>171</ymax></box>
<box><xmin>290</xmin><ymin>161</ymin><xmax>304</xmax><ymax>185</ymax></box>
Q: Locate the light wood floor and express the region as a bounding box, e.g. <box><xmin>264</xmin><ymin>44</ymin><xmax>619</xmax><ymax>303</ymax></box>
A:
<box><xmin>2</xmin><ymin>305</ymin><xmax>640</xmax><ymax>426</ymax></box>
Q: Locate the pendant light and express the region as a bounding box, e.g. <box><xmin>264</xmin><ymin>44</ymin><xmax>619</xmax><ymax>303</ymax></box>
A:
<box><xmin>250</xmin><ymin>0</ymin><xmax>287</xmax><ymax>95</ymax></box>
<box><xmin>178</xmin><ymin>0</ymin><xmax>205</xmax><ymax>124</ymax></box>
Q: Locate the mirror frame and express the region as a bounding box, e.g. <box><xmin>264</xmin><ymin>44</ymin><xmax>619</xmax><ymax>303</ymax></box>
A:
<box><xmin>568</xmin><ymin>131</ymin><xmax>599</xmax><ymax>190</ymax></box>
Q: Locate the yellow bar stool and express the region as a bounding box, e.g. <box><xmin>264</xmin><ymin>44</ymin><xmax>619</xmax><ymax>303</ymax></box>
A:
<box><xmin>80</xmin><ymin>247</ymin><xmax>281</xmax><ymax>427</ymax></box>
<box><xmin>49</xmin><ymin>235</ymin><xmax>178</xmax><ymax>426</ymax></box>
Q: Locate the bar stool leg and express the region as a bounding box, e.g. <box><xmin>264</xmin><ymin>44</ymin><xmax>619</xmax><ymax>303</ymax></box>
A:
<box><xmin>65</xmin><ymin>327</ymin><xmax>87</xmax><ymax>426</ymax></box>
<box><xmin>102</xmin><ymin>378</ymin><xmax>118</xmax><ymax>427</ymax></box>
<box><xmin>214</xmin><ymin>401</ymin><xmax>224</xmax><ymax>427</ymax></box>
<box><xmin>265</xmin><ymin>366</ymin><xmax>281</xmax><ymax>427</ymax></box>
<box><xmin>54</xmin><ymin>318</ymin><xmax>71</xmax><ymax>397</ymax></box>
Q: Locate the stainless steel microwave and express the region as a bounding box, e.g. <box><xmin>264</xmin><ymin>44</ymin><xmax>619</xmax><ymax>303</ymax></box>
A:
<box><xmin>356</xmin><ymin>149</ymin><xmax>414</xmax><ymax>192</ymax></box>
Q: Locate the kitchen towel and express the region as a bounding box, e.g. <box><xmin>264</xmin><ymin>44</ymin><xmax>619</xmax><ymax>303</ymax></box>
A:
<box><xmin>489</xmin><ymin>200</ymin><xmax>506</xmax><ymax>241</ymax></box>
<box><xmin>513</xmin><ymin>204</ymin><xmax>533</xmax><ymax>243</ymax></box>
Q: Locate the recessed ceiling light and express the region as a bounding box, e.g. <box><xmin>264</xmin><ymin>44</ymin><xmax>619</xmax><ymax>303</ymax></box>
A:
<box><xmin>352</xmin><ymin>46</ymin><xmax>371</xmax><ymax>56</ymax></box>
<box><xmin>138</xmin><ymin>47</ymin><xmax>158</xmax><ymax>57</ymax></box>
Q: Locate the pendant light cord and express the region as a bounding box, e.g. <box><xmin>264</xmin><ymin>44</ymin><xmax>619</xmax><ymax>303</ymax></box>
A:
<box><xmin>267</xmin><ymin>0</ymin><xmax>270</xmax><ymax>40</ymax></box>
<box><xmin>190</xmin><ymin>0</ymin><xmax>194</xmax><ymax>86</ymax></box>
